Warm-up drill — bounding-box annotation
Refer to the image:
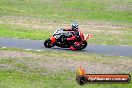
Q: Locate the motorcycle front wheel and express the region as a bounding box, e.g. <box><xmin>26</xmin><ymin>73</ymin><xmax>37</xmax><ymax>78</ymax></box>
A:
<box><xmin>44</xmin><ymin>38</ymin><xmax>53</xmax><ymax>48</ymax></box>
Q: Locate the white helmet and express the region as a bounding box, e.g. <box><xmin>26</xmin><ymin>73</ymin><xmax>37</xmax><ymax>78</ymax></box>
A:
<box><xmin>71</xmin><ymin>22</ymin><xmax>79</xmax><ymax>31</ymax></box>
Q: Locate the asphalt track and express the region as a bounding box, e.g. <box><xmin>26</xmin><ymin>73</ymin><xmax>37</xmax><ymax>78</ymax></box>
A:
<box><xmin>0</xmin><ymin>37</ymin><xmax>132</xmax><ymax>57</ymax></box>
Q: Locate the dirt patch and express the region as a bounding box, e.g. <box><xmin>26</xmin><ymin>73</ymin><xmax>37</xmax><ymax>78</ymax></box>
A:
<box><xmin>0</xmin><ymin>50</ymin><xmax>40</xmax><ymax>58</ymax></box>
<box><xmin>0</xmin><ymin>16</ymin><xmax>129</xmax><ymax>35</ymax></box>
<box><xmin>0</xmin><ymin>50</ymin><xmax>132</xmax><ymax>74</ymax></box>
<box><xmin>111</xmin><ymin>5</ymin><xmax>132</xmax><ymax>11</ymax></box>
<box><xmin>0</xmin><ymin>16</ymin><xmax>68</xmax><ymax>31</ymax></box>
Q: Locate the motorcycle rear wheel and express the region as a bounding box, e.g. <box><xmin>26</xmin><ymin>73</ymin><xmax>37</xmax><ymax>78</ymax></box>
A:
<box><xmin>79</xmin><ymin>41</ymin><xmax>87</xmax><ymax>50</ymax></box>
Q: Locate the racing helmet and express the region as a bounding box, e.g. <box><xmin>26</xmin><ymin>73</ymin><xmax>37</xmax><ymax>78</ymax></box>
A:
<box><xmin>71</xmin><ymin>22</ymin><xmax>79</xmax><ymax>31</ymax></box>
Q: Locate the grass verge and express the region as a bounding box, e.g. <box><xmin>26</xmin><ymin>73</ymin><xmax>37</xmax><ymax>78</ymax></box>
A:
<box><xmin>0</xmin><ymin>70</ymin><xmax>132</xmax><ymax>88</ymax></box>
<box><xmin>0</xmin><ymin>48</ymin><xmax>132</xmax><ymax>88</ymax></box>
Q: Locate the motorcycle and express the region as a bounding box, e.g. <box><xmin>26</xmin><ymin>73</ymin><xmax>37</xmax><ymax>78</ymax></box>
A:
<box><xmin>44</xmin><ymin>28</ymin><xmax>92</xmax><ymax>50</ymax></box>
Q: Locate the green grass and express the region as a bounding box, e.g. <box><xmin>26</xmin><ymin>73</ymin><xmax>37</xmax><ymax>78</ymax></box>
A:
<box><xmin>0</xmin><ymin>48</ymin><xmax>132</xmax><ymax>88</ymax></box>
<box><xmin>0</xmin><ymin>70</ymin><xmax>132</xmax><ymax>88</ymax></box>
<box><xmin>0</xmin><ymin>24</ymin><xmax>52</xmax><ymax>40</ymax></box>
<box><xmin>0</xmin><ymin>0</ymin><xmax>131</xmax><ymax>22</ymax></box>
<box><xmin>0</xmin><ymin>70</ymin><xmax>77</xmax><ymax>88</ymax></box>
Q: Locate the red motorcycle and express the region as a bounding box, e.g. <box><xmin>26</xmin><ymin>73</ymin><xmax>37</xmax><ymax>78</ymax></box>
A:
<box><xmin>44</xmin><ymin>28</ymin><xmax>92</xmax><ymax>50</ymax></box>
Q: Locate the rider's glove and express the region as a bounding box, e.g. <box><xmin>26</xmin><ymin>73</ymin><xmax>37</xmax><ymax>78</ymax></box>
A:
<box><xmin>57</xmin><ymin>38</ymin><xmax>62</xmax><ymax>42</ymax></box>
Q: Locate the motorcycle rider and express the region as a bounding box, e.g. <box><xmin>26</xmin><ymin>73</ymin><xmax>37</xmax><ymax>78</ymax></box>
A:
<box><xmin>63</xmin><ymin>22</ymin><xmax>85</xmax><ymax>50</ymax></box>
